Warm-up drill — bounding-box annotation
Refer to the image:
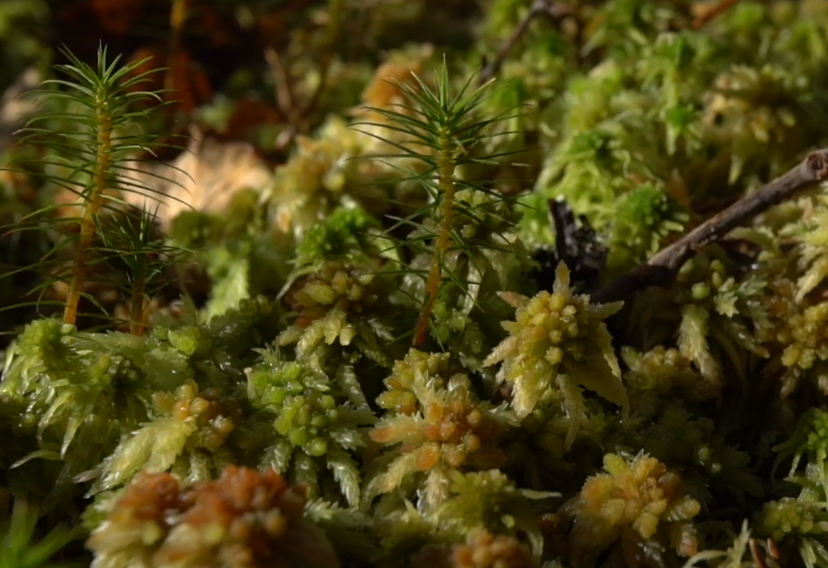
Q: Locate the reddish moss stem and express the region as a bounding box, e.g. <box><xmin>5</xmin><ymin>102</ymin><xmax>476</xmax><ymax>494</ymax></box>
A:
<box><xmin>63</xmin><ymin>100</ymin><xmax>112</xmax><ymax>326</ymax></box>
<box><xmin>414</xmin><ymin>140</ymin><xmax>456</xmax><ymax>347</ymax></box>
<box><xmin>129</xmin><ymin>277</ymin><xmax>147</xmax><ymax>336</ymax></box>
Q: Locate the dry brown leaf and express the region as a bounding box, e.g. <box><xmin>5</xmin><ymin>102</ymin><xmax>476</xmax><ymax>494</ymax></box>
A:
<box><xmin>44</xmin><ymin>128</ymin><xmax>270</xmax><ymax>322</ymax></box>
<box><xmin>360</xmin><ymin>44</ymin><xmax>434</xmax><ymax>110</ymax></box>
<box><xmin>352</xmin><ymin>45</ymin><xmax>436</xmax><ymax>164</ymax></box>
<box><xmin>122</xmin><ymin>126</ymin><xmax>273</xmax><ymax>230</ymax></box>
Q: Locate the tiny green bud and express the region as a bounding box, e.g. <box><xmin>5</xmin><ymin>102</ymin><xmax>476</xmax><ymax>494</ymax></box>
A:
<box><xmin>306</xmin><ymin>437</ymin><xmax>328</xmax><ymax>456</ymax></box>
<box><xmin>289</xmin><ymin>427</ymin><xmax>310</xmax><ymax>447</ymax></box>
<box><xmin>691</xmin><ymin>282</ymin><xmax>710</xmax><ymax>300</ymax></box>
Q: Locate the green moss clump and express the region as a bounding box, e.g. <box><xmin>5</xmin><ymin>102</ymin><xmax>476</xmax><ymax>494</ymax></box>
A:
<box><xmin>10</xmin><ymin>2</ymin><xmax>828</xmax><ymax>567</ymax></box>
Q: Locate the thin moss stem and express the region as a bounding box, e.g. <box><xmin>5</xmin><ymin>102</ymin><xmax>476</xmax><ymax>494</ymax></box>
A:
<box><xmin>414</xmin><ymin>138</ymin><xmax>457</xmax><ymax>347</ymax></box>
<box><xmin>63</xmin><ymin>98</ymin><xmax>113</xmax><ymax>326</ymax></box>
<box><xmin>129</xmin><ymin>275</ymin><xmax>146</xmax><ymax>336</ymax></box>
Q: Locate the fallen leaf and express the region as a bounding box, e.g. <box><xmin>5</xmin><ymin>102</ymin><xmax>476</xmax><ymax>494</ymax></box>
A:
<box><xmin>122</xmin><ymin>126</ymin><xmax>274</xmax><ymax>230</ymax></box>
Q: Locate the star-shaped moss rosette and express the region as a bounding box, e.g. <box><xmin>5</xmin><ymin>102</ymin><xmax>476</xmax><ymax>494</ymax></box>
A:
<box><xmin>431</xmin><ymin>469</ymin><xmax>557</xmax><ymax>558</ymax></box>
<box><xmin>277</xmin><ymin>260</ymin><xmax>400</xmax><ymax>409</ymax></box>
<box><xmin>621</xmin><ymin>345</ymin><xmax>705</xmax><ymax>417</ymax></box>
<box><xmin>245</xmin><ymin>348</ymin><xmax>375</xmax><ymax>507</ymax></box>
<box><xmin>364</xmin><ymin>348</ymin><xmax>518</xmax><ymax>514</ymax></box>
<box><xmin>705</xmin><ymin>63</ymin><xmax>815</xmax><ymax>185</ymax></box>
<box><xmin>634</xmin><ymin>405</ymin><xmax>763</xmax><ymax>502</ymax></box>
<box><xmin>410</xmin><ymin>529</ymin><xmax>539</xmax><ymax>568</ymax></box>
<box><xmin>484</xmin><ymin>261</ymin><xmax>628</xmax><ymax>437</ymax></box>
<box><xmin>564</xmin><ymin>452</ymin><xmax>702</xmax><ymax>568</ymax></box>
<box><xmin>631</xmin><ymin>249</ymin><xmax>770</xmax><ymax>394</ymax></box>
<box><xmin>754</xmin><ymin>497</ymin><xmax>828</xmax><ymax>568</ymax></box>
<box><xmin>759</xmin><ymin>279</ymin><xmax>828</xmax><ymax>399</ymax></box>
<box><xmin>87</xmin><ymin>379</ymin><xmax>241</xmax><ymax>496</ymax></box>
<box><xmin>87</xmin><ymin>466</ymin><xmax>340</xmax><ymax>568</ymax></box>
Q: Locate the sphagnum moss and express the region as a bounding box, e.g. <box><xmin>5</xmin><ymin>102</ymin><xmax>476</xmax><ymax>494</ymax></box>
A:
<box><xmin>484</xmin><ymin>261</ymin><xmax>627</xmax><ymax>447</ymax></box>
<box><xmin>12</xmin><ymin>2</ymin><xmax>828</xmax><ymax>568</ymax></box>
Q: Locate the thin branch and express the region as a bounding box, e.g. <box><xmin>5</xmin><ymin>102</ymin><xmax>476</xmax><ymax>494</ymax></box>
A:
<box><xmin>692</xmin><ymin>0</ymin><xmax>742</xmax><ymax>30</ymax></box>
<box><xmin>592</xmin><ymin>148</ymin><xmax>828</xmax><ymax>304</ymax></box>
<box><xmin>299</xmin><ymin>0</ymin><xmax>344</xmax><ymax>124</ymax></box>
<box><xmin>478</xmin><ymin>0</ymin><xmax>572</xmax><ymax>86</ymax></box>
<box><xmin>267</xmin><ymin>1</ymin><xmax>345</xmax><ymax>152</ymax></box>
<box><xmin>265</xmin><ymin>47</ymin><xmax>297</xmax><ymax>130</ymax></box>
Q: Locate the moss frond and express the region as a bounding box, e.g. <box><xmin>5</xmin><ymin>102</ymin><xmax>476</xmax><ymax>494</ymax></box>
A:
<box><xmin>3</xmin><ymin>43</ymin><xmax>185</xmax><ymax>329</ymax></box>
<box><xmin>356</xmin><ymin>55</ymin><xmax>524</xmax><ymax>349</ymax></box>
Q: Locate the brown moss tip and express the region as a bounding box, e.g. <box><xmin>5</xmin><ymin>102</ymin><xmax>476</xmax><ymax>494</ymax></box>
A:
<box><xmin>89</xmin><ymin>466</ymin><xmax>341</xmax><ymax>568</ymax></box>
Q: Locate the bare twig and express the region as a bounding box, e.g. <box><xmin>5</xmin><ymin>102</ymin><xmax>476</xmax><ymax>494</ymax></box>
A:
<box><xmin>266</xmin><ymin>47</ymin><xmax>302</xmax><ymax>151</ymax></box>
<box><xmin>692</xmin><ymin>0</ymin><xmax>741</xmax><ymax>30</ymax></box>
<box><xmin>265</xmin><ymin>47</ymin><xmax>297</xmax><ymax>126</ymax></box>
<box><xmin>300</xmin><ymin>0</ymin><xmax>344</xmax><ymax>124</ymax></box>
<box><xmin>266</xmin><ymin>1</ymin><xmax>344</xmax><ymax>152</ymax></box>
<box><xmin>592</xmin><ymin>149</ymin><xmax>828</xmax><ymax>304</ymax></box>
<box><xmin>478</xmin><ymin>0</ymin><xmax>572</xmax><ymax>86</ymax></box>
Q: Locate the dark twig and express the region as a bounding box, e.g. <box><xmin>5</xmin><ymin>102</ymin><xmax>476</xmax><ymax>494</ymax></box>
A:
<box><xmin>268</xmin><ymin>1</ymin><xmax>344</xmax><ymax>152</ymax></box>
<box><xmin>478</xmin><ymin>0</ymin><xmax>572</xmax><ymax>86</ymax></box>
<box><xmin>266</xmin><ymin>46</ymin><xmax>302</xmax><ymax>151</ymax></box>
<box><xmin>300</xmin><ymin>0</ymin><xmax>344</xmax><ymax>124</ymax></box>
<box><xmin>593</xmin><ymin>149</ymin><xmax>828</xmax><ymax>304</ymax></box>
<box><xmin>265</xmin><ymin>47</ymin><xmax>296</xmax><ymax>126</ymax></box>
<box><xmin>692</xmin><ymin>0</ymin><xmax>741</xmax><ymax>30</ymax></box>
